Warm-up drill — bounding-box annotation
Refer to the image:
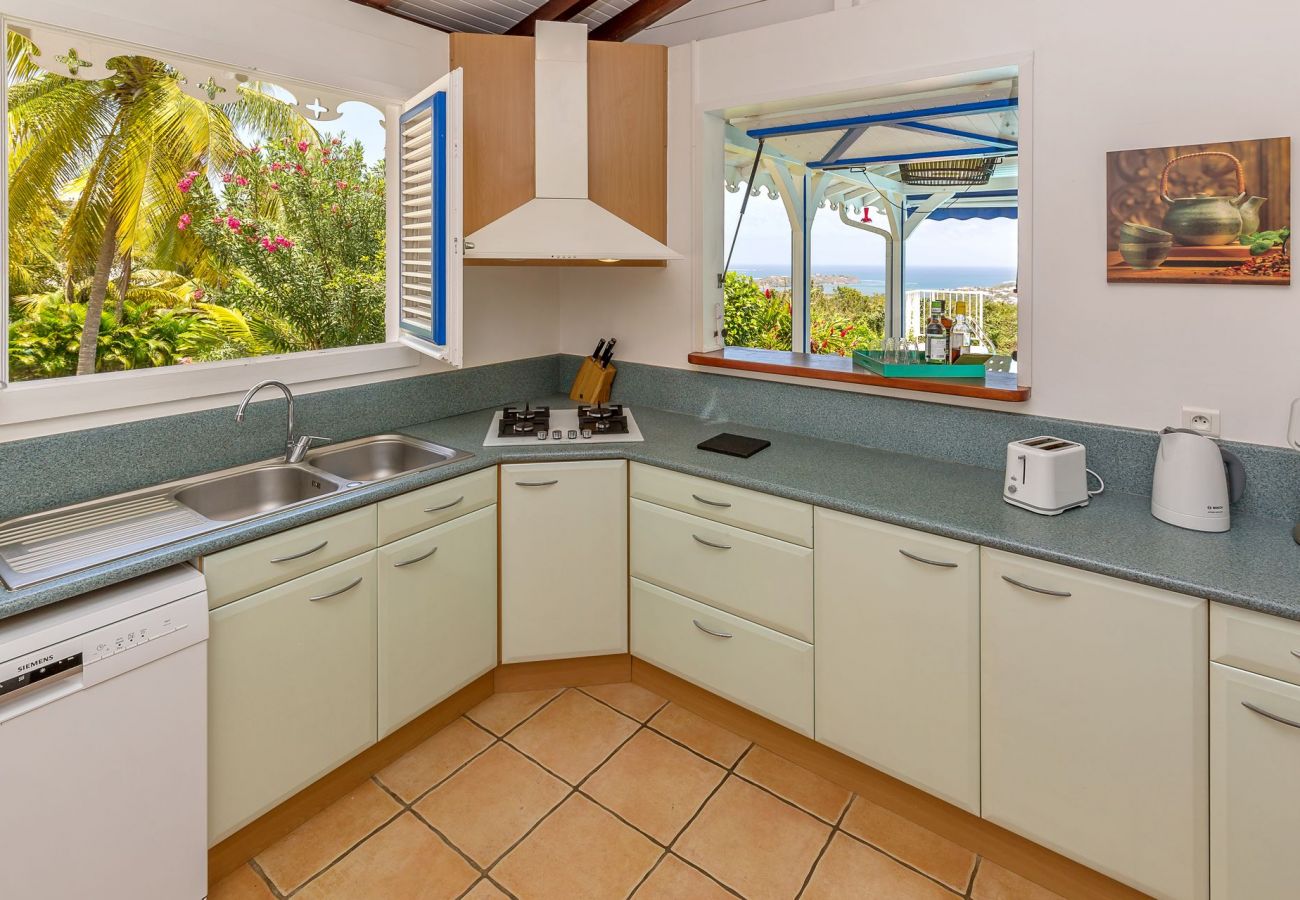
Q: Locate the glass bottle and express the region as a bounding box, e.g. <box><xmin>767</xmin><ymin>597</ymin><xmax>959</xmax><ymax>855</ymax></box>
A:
<box><xmin>924</xmin><ymin>300</ymin><xmax>949</xmax><ymax>364</ymax></box>
<box><xmin>950</xmin><ymin>300</ymin><xmax>970</xmax><ymax>363</ymax></box>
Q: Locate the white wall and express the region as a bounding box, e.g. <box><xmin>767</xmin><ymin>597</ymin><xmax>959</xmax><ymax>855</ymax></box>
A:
<box><xmin>564</xmin><ymin>0</ymin><xmax>1300</xmax><ymax>447</ymax></box>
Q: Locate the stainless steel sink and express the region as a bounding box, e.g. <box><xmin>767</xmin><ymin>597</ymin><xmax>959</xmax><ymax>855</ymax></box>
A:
<box><xmin>308</xmin><ymin>435</ymin><xmax>466</xmax><ymax>483</ymax></box>
<box><xmin>174</xmin><ymin>465</ymin><xmax>339</xmax><ymax>521</ymax></box>
<box><xmin>0</xmin><ymin>433</ymin><xmax>472</xmax><ymax>589</ymax></box>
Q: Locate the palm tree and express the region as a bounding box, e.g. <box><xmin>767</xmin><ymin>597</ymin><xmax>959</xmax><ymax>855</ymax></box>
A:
<box><xmin>6</xmin><ymin>31</ymin><xmax>316</xmax><ymax>375</ymax></box>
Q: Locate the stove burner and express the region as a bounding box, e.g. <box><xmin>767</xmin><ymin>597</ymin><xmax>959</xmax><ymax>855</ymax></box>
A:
<box><xmin>499</xmin><ymin>404</ymin><xmax>550</xmax><ymax>438</ymax></box>
<box><xmin>577</xmin><ymin>403</ymin><xmax>629</xmax><ymax>435</ymax></box>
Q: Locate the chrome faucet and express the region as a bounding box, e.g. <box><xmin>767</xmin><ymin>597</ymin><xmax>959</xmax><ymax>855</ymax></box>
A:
<box><xmin>235</xmin><ymin>380</ymin><xmax>329</xmax><ymax>463</ymax></box>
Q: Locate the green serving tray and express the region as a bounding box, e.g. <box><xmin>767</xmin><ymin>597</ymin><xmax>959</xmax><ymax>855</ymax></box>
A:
<box><xmin>852</xmin><ymin>349</ymin><xmax>988</xmax><ymax>379</ymax></box>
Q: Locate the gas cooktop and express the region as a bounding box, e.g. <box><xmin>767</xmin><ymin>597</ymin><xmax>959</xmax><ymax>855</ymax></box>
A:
<box><xmin>482</xmin><ymin>403</ymin><xmax>645</xmax><ymax>446</ymax></box>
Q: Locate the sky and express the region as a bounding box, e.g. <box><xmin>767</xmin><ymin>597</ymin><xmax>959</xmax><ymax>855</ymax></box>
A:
<box><xmin>255</xmin><ymin>84</ymin><xmax>388</xmax><ymax>166</ymax></box>
<box><xmin>724</xmin><ymin>182</ymin><xmax>1018</xmax><ymax>270</ymax></box>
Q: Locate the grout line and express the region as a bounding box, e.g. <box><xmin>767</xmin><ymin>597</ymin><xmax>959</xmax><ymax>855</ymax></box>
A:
<box><xmin>966</xmin><ymin>855</ymin><xmax>982</xmax><ymax>898</ymax></box>
<box><xmin>409</xmin><ymin>805</ymin><xmax>496</xmax><ymax>878</ymax></box>
<box><xmin>474</xmin><ymin>685</ymin><xmax>567</xmax><ymax>741</ymax></box>
<box><xmin>623</xmin><ymin>848</ymin><xmax>669</xmax><ymax>899</ymax></box>
<box><xmin>576</xmin><ymin>682</ymin><xmax>670</xmax><ymax>723</ymax></box>
<box><xmin>281</xmin><ymin>805</ymin><xmax>405</xmax><ymax>898</ymax></box>
<box><xmin>246</xmin><ymin>858</ymin><xmax>286</xmax><ymax>900</ymax></box>
<box><xmin>399</xmin><ymin>729</ymin><xmax>500</xmax><ymax>809</ymax></box>
<box><xmin>834</xmin><ymin>824</ymin><xmax>968</xmax><ymax>896</ymax></box>
<box><xmin>666</xmin><ymin>851</ymin><xmax>748</xmax><ymax>899</ymax></box>
<box><xmin>795</xmin><ymin>797</ymin><xmax>852</xmax><ymax>898</ymax></box>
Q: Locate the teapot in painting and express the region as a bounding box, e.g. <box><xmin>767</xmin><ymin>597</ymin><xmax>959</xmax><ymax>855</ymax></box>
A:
<box><xmin>1160</xmin><ymin>151</ymin><xmax>1252</xmax><ymax>246</ymax></box>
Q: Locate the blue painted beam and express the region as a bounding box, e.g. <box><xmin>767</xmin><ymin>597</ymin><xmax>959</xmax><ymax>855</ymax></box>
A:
<box><xmin>890</xmin><ymin>121</ymin><xmax>1017</xmax><ymax>150</ymax></box>
<box><xmin>746</xmin><ymin>97</ymin><xmax>1018</xmax><ymax>139</ymax></box>
<box><xmin>808</xmin><ymin>147</ymin><xmax>1008</xmax><ymax>169</ymax></box>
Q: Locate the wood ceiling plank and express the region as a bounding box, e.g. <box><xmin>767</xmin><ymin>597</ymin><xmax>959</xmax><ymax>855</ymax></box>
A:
<box><xmin>589</xmin><ymin>0</ymin><xmax>692</xmax><ymax>41</ymax></box>
<box><xmin>507</xmin><ymin>0</ymin><xmax>603</xmax><ymax>35</ymax></box>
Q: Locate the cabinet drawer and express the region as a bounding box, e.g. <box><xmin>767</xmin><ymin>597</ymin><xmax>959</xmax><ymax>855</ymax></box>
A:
<box><xmin>631</xmin><ymin>499</ymin><xmax>813</xmax><ymax>641</ymax></box>
<box><xmin>631</xmin><ymin>578</ymin><xmax>813</xmax><ymax>735</ymax></box>
<box><xmin>1211</xmin><ymin>663</ymin><xmax>1300</xmax><ymax>899</ymax></box>
<box><xmin>204</xmin><ymin>505</ymin><xmax>377</xmax><ymax>609</ymax></box>
<box><xmin>630</xmin><ymin>463</ymin><xmax>812</xmax><ymax>546</ymax></box>
<box><xmin>1212</xmin><ymin>602</ymin><xmax>1300</xmax><ymax>687</ymax></box>
<box><xmin>377</xmin><ymin>468</ymin><xmax>497</xmax><ymax>545</ymax></box>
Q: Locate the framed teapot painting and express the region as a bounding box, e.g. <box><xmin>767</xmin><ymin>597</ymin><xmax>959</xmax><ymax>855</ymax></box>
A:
<box><xmin>1106</xmin><ymin>136</ymin><xmax>1290</xmax><ymax>285</ymax></box>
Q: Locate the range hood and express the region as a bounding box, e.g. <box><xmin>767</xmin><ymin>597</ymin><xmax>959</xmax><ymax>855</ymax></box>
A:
<box><xmin>464</xmin><ymin>22</ymin><xmax>680</xmax><ymax>262</ymax></box>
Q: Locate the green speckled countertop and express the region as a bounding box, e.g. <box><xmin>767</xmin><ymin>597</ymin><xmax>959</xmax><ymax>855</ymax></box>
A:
<box><xmin>2</xmin><ymin>395</ymin><xmax>1297</xmax><ymax>622</ymax></box>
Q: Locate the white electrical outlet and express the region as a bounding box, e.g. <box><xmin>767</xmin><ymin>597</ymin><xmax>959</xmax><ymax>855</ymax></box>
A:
<box><xmin>1181</xmin><ymin>407</ymin><xmax>1221</xmax><ymax>438</ymax></box>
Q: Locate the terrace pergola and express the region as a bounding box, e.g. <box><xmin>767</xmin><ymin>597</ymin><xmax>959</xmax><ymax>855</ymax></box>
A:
<box><xmin>723</xmin><ymin>81</ymin><xmax>1019</xmax><ymax>352</ymax></box>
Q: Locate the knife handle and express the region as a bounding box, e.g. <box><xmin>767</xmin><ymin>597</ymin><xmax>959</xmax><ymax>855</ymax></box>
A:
<box><xmin>592</xmin><ymin>338</ymin><xmax>606</xmax><ymax>361</ymax></box>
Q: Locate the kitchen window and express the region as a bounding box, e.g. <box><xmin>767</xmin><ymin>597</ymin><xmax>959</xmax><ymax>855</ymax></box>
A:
<box><xmin>1</xmin><ymin>19</ymin><xmax>462</xmax><ymax>400</ymax></box>
<box><xmin>703</xmin><ymin>62</ymin><xmax>1028</xmax><ymax>400</ymax></box>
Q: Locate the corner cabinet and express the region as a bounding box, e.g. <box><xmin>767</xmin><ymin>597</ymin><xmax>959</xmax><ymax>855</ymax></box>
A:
<box><xmin>813</xmin><ymin>510</ymin><xmax>980</xmax><ymax>813</ymax></box>
<box><xmin>980</xmin><ymin>549</ymin><xmax>1208</xmax><ymax>900</ymax></box>
<box><xmin>500</xmin><ymin>461</ymin><xmax>628</xmax><ymax>663</ymax></box>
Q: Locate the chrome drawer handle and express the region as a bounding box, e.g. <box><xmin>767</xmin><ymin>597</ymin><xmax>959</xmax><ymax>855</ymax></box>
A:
<box><xmin>425</xmin><ymin>496</ymin><xmax>464</xmax><ymax>513</ymax></box>
<box><xmin>899</xmin><ymin>548</ymin><xmax>958</xmax><ymax>568</ymax></box>
<box><xmin>308</xmin><ymin>576</ymin><xmax>363</xmax><ymax>602</ymax></box>
<box><xmin>691</xmin><ymin>494</ymin><xmax>732</xmax><ymax>509</ymax></box>
<box><xmin>394</xmin><ymin>546</ymin><xmax>437</xmax><ymax>568</ymax></box>
<box><xmin>692</xmin><ymin>534</ymin><xmax>732</xmax><ymax>550</ymax></box>
<box><xmin>271</xmin><ymin>540</ymin><xmax>328</xmax><ymax>563</ymax></box>
<box><xmin>515</xmin><ymin>480</ymin><xmax>558</xmax><ymax>487</ymax></box>
<box><xmin>693</xmin><ymin>619</ymin><xmax>733</xmax><ymax>639</ymax></box>
<box><xmin>1242</xmin><ymin>701</ymin><xmax>1300</xmax><ymax>731</ymax></box>
<box><xmin>1291</xmin><ymin>649</ymin><xmax>1300</xmax><ymax>660</ymax></box>
<box><xmin>1001</xmin><ymin>575</ymin><xmax>1071</xmax><ymax>598</ymax></box>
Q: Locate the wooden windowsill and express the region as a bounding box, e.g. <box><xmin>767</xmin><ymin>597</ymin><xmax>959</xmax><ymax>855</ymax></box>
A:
<box><xmin>687</xmin><ymin>347</ymin><xmax>1031</xmax><ymax>403</ymax></box>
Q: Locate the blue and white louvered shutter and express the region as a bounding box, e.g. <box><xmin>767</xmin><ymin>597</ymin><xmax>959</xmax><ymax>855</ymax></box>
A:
<box><xmin>398</xmin><ymin>69</ymin><xmax>463</xmax><ymax>366</ymax></box>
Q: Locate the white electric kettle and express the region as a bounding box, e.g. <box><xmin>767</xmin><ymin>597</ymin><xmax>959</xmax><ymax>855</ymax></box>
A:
<box><xmin>1151</xmin><ymin>428</ymin><xmax>1246</xmax><ymax>532</ymax></box>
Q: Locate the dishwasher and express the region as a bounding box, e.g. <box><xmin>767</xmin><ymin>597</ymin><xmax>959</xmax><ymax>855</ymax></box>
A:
<box><xmin>0</xmin><ymin>564</ymin><xmax>209</xmax><ymax>898</ymax></box>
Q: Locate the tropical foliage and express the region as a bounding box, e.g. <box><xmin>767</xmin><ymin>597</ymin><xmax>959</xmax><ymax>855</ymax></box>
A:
<box><xmin>5</xmin><ymin>30</ymin><xmax>385</xmax><ymax>381</ymax></box>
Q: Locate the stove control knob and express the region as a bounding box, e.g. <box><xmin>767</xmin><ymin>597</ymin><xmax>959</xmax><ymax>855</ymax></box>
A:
<box><xmin>537</xmin><ymin>430</ymin><xmax>548</xmax><ymax>440</ymax></box>
<box><xmin>567</xmin><ymin>430</ymin><xmax>578</xmax><ymax>440</ymax></box>
<box><xmin>581</xmin><ymin>428</ymin><xmax>593</xmax><ymax>439</ymax></box>
<box><xmin>552</xmin><ymin>430</ymin><xmax>562</xmax><ymax>441</ymax></box>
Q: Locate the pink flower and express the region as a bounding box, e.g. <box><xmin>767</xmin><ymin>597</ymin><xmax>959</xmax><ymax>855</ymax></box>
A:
<box><xmin>330</xmin><ymin>203</ymin><xmax>340</xmax><ymax>214</ymax></box>
<box><xmin>330</xmin><ymin>137</ymin><xmax>341</xmax><ymax>146</ymax></box>
<box><xmin>260</xmin><ymin>237</ymin><xmax>279</xmax><ymax>252</ymax></box>
<box><xmin>274</xmin><ymin>236</ymin><xmax>293</xmax><ymax>248</ymax></box>
<box><xmin>270</xmin><ymin>182</ymin><xmax>281</xmax><ymax>191</ymax></box>
<box><xmin>294</xmin><ymin>163</ymin><xmax>304</xmax><ymax>174</ymax></box>
<box><xmin>227</xmin><ymin>216</ymin><xmax>241</xmax><ymax>230</ymax></box>
<box><xmin>186</xmin><ymin>170</ymin><xmax>198</xmax><ymax>178</ymax></box>
<box><xmin>335</xmin><ymin>180</ymin><xmax>347</xmax><ymax>191</ymax></box>
<box><xmin>271</xmin><ymin>162</ymin><xmax>284</xmax><ymax>172</ymax></box>
<box><xmin>176</xmin><ymin>212</ymin><xmax>192</xmax><ymax>231</ymax></box>
<box><xmin>176</xmin><ymin>176</ymin><xmax>194</xmax><ymax>193</ymax></box>
<box><xmin>297</xmin><ymin>140</ymin><xmax>310</xmax><ymax>153</ymax></box>
<box><xmin>222</xmin><ymin>172</ymin><xmax>233</xmax><ymax>183</ymax></box>
<box><xmin>321</xmin><ymin>147</ymin><xmax>331</xmax><ymax>158</ymax></box>
<box><xmin>250</xmin><ymin>144</ymin><xmax>261</xmax><ymax>153</ymax></box>
<box><xmin>191</xmin><ymin>288</ymin><xmax>205</xmax><ymax>301</ymax></box>
<box><xmin>179</xmin><ymin>357</ymin><xmax>194</xmax><ymax>365</ymax></box>
<box><xmin>236</xmin><ymin>175</ymin><xmax>249</xmax><ymax>186</ymax></box>
<box><xmin>212</xmin><ymin>215</ymin><xmax>223</xmax><ymax>224</ymax></box>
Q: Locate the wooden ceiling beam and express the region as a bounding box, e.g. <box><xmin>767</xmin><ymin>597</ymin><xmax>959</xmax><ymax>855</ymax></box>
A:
<box><xmin>347</xmin><ymin>0</ymin><xmax>443</xmax><ymax>30</ymax></box>
<box><xmin>589</xmin><ymin>0</ymin><xmax>692</xmax><ymax>41</ymax></box>
<box><xmin>507</xmin><ymin>0</ymin><xmax>602</xmax><ymax>36</ymax></box>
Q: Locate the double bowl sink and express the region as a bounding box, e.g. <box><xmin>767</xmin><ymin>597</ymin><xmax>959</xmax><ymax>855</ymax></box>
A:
<box><xmin>0</xmin><ymin>435</ymin><xmax>472</xmax><ymax>590</ymax></box>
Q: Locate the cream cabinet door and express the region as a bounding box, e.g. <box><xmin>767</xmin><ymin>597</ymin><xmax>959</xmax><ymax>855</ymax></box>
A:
<box><xmin>208</xmin><ymin>551</ymin><xmax>378</xmax><ymax>842</ymax></box>
<box><xmin>378</xmin><ymin>506</ymin><xmax>497</xmax><ymax>737</ymax></box>
<box><xmin>814</xmin><ymin>509</ymin><xmax>980</xmax><ymax>813</ymax></box>
<box><xmin>1211</xmin><ymin>662</ymin><xmax>1300</xmax><ymax>900</ymax></box>
<box><xmin>981</xmin><ymin>549</ymin><xmax>1208</xmax><ymax>900</ymax></box>
<box><xmin>500</xmin><ymin>460</ymin><xmax>627</xmax><ymax>663</ymax></box>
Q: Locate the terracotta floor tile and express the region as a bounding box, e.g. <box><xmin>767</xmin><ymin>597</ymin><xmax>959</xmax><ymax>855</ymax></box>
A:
<box><xmin>413</xmin><ymin>742</ymin><xmax>569</xmax><ymax>867</ymax></box>
<box><xmin>255</xmin><ymin>779</ymin><xmax>401</xmax><ymax>893</ymax></box>
<box><xmin>461</xmin><ymin>879</ymin><xmax>511</xmax><ymax>899</ymax></box>
<box><xmin>803</xmin><ymin>833</ymin><xmax>955</xmax><ymax>900</ymax></box>
<box><xmin>492</xmin><ymin>794</ymin><xmax>661</xmax><ymax>899</ymax></box>
<box><xmin>633</xmin><ymin>854</ymin><xmax>736</xmax><ymax>899</ymax></box>
<box><xmin>584</xmin><ymin>728</ymin><xmax>726</xmax><ymax>843</ymax></box>
<box><xmin>674</xmin><ymin>776</ymin><xmax>831</xmax><ymax>900</ymax></box>
<box><xmin>648</xmin><ymin>703</ymin><xmax>751</xmax><ymax>767</ymax></box>
<box><xmin>735</xmin><ymin>746</ymin><xmax>852</xmax><ymax>823</ymax></box>
<box><xmin>209</xmin><ymin>865</ymin><xmax>275</xmax><ymax>900</ymax></box>
<box><xmin>582</xmin><ymin>681</ymin><xmax>668</xmax><ymax>721</ymax></box>
<box><xmin>377</xmin><ymin>717</ymin><xmax>496</xmax><ymax>803</ymax></box>
<box><xmin>505</xmin><ymin>689</ymin><xmax>639</xmax><ymax>784</ymax></box>
<box><xmin>840</xmin><ymin>796</ymin><xmax>976</xmax><ymax>892</ymax></box>
<box><xmin>295</xmin><ymin>813</ymin><xmax>477</xmax><ymax>900</ymax></box>
<box><xmin>466</xmin><ymin>688</ymin><xmax>560</xmax><ymax>736</ymax></box>
<box><xmin>971</xmin><ymin>860</ymin><xmax>1067</xmax><ymax>900</ymax></box>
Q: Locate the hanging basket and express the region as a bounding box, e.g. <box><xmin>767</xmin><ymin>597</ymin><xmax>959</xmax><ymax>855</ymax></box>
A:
<box><xmin>898</xmin><ymin>156</ymin><xmax>1002</xmax><ymax>187</ymax></box>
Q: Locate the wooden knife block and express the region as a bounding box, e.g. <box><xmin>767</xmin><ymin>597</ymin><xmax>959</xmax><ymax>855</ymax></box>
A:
<box><xmin>569</xmin><ymin>358</ymin><xmax>616</xmax><ymax>404</ymax></box>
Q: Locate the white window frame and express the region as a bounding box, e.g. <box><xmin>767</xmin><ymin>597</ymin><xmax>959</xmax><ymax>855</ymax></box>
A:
<box><xmin>0</xmin><ymin>16</ymin><xmax>438</xmax><ymax>435</ymax></box>
<box><xmin>694</xmin><ymin>50</ymin><xmax>1034</xmax><ymax>389</ymax></box>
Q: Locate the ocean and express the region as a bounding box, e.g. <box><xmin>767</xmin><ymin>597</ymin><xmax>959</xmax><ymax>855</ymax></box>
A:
<box><xmin>730</xmin><ymin>263</ymin><xmax>1017</xmax><ymax>292</ymax></box>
